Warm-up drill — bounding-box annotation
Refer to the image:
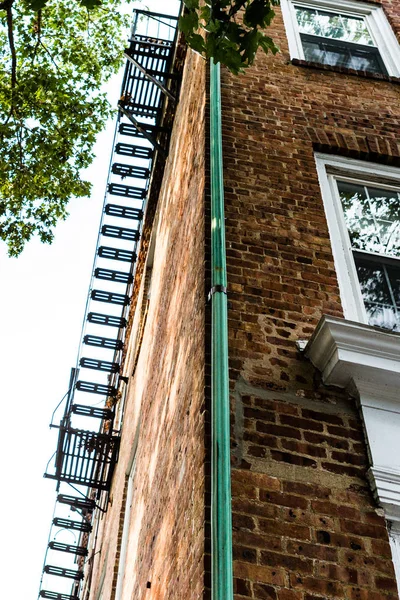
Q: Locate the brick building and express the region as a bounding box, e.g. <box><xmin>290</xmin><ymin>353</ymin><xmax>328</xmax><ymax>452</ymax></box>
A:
<box><xmin>39</xmin><ymin>1</ymin><xmax>400</xmax><ymax>600</ymax></box>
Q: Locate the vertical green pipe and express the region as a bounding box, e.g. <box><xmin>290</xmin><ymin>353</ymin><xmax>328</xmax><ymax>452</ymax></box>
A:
<box><xmin>210</xmin><ymin>59</ymin><xmax>233</xmax><ymax>600</ymax></box>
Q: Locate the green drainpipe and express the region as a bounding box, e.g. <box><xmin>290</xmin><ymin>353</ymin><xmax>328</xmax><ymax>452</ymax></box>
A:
<box><xmin>210</xmin><ymin>59</ymin><xmax>234</xmax><ymax>600</ymax></box>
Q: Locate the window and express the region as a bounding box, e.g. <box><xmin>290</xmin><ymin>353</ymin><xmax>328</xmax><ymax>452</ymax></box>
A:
<box><xmin>281</xmin><ymin>0</ymin><xmax>400</xmax><ymax>77</ymax></box>
<box><xmin>315</xmin><ymin>154</ymin><xmax>400</xmax><ymax>331</ymax></box>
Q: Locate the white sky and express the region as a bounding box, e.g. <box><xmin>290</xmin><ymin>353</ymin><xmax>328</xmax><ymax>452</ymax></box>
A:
<box><xmin>0</xmin><ymin>0</ymin><xmax>179</xmax><ymax>597</ymax></box>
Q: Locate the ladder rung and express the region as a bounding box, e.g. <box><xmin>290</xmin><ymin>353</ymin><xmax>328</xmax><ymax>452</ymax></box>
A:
<box><xmin>71</xmin><ymin>405</ymin><xmax>113</xmax><ymax>420</ymax></box>
<box><xmin>40</xmin><ymin>591</ymin><xmax>80</xmax><ymax>600</ymax></box>
<box><xmin>94</xmin><ymin>268</ymin><xmax>133</xmax><ymax>284</ymax></box>
<box><xmin>83</xmin><ymin>335</ymin><xmax>123</xmax><ymax>350</ymax></box>
<box><xmin>119</xmin><ymin>123</ymin><xmax>169</xmax><ymax>137</ymax></box>
<box><xmin>48</xmin><ymin>541</ymin><xmax>88</xmax><ymax>557</ymax></box>
<box><xmin>43</xmin><ymin>566</ymin><xmax>83</xmax><ymax>581</ymax></box>
<box><xmin>53</xmin><ymin>518</ymin><xmax>92</xmax><ymax>532</ymax></box>
<box><xmin>79</xmin><ymin>357</ymin><xmax>120</xmax><ymax>373</ymax></box>
<box><xmin>105</xmin><ymin>204</ymin><xmax>143</xmax><ymax>220</ymax></box>
<box><xmin>87</xmin><ymin>312</ymin><xmax>127</xmax><ymax>328</ymax></box>
<box><xmin>115</xmin><ymin>143</ymin><xmax>153</xmax><ymax>159</ymax></box>
<box><xmin>91</xmin><ymin>290</ymin><xmax>130</xmax><ymax>306</ymax></box>
<box><xmin>102</xmin><ymin>225</ymin><xmax>140</xmax><ymax>241</ymax></box>
<box><xmin>97</xmin><ymin>246</ymin><xmax>136</xmax><ymax>263</ymax></box>
<box><xmin>57</xmin><ymin>494</ymin><xmax>96</xmax><ymax>511</ymax></box>
<box><xmin>75</xmin><ymin>381</ymin><xmax>117</xmax><ymax>396</ymax></box>
<box><xmin>108</xmin><ymin>183</ymin><xmax>146</xmax><ymax>199</ymax></box>
<box><xmin>111</xmin><ymin>163</ymin><xmax>149</xmax><ymax>179</ymax></box>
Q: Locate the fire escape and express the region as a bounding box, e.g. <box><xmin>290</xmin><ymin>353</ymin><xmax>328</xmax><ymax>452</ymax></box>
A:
<box><xmin>38</xmin><ymin>10</ymin><xmax>182</xmax><ymax>600</ymax></box>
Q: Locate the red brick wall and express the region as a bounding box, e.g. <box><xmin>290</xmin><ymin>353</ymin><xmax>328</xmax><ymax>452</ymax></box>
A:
<box><xmin>219</xmin><ymin>0</ymin><xmax>400</xmax><ymax>598</ymax></box>
<box><xmin>86</xmin><ymin>47</ymin><xmax>206</xmax><ymax>600</ymax></box>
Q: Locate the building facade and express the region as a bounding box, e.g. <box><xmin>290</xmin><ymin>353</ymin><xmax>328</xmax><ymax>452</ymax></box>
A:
<box><xmin>40</xmin><ymin>1</ymin><xmax>400</xmax><ymax>599</ymax></box>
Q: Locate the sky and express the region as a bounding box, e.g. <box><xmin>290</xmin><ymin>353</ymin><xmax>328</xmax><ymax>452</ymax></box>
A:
<box><xmin>0</xmin><ymin>0</ymin><xmax>179</xmax><ymax>597</ymax></box>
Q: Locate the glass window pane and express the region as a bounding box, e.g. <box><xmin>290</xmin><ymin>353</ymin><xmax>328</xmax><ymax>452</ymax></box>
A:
<box><xmin>301</xmin><ymin>37</ymin><xmax>385</xmax><ymax>73</ymax></box>
<box><xmin>338</xmin><ymin>181</ymin><xmax>400</xmax><ymax>254</ymax></box>
<box><xmin>387</xmin><ymin>265</ymin><xmax>400</xmax><ymax>309</ymax></box>
<box><xmin>295</xmin><ymin>6</ymin><xmax>374</xmax><ymax>45</ymax></box>
<box><xmin>355</xmin><ymin>256</ymin><xmax>400</xmax><ymax>330</ymax></box>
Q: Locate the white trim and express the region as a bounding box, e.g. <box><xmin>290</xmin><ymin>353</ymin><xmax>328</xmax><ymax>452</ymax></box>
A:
<box><xmin>305</xmin><ymin>315</ymin><xmax>400</xmax><ymax>523</ymax></box>
<box><xmin>114</xmin><ymin>425</ymin><xmax>140</xmax><ymax>600</ymax></box>
<box><xmin>280</xmin><ymin>0</ymin><xmax>400</xmax><ymax>77</ymax></box>
<box><xmin>314</xmin><ymin>153</ymin><xmax>400</xmax><ymax>325</ymax></box>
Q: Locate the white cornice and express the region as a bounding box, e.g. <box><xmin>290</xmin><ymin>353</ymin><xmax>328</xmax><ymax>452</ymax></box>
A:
<box><xmin>305</xmin><ymin>315</ymin><xmax>400</xmax><ymax>391</ymax></box>
<box><xmin>305</xmin><ymin>315</ymin><xmax>400</xmax><ymax>521</ymax></box>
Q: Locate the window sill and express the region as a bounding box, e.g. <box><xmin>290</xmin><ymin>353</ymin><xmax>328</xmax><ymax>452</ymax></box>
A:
<box><xmin>291</xmin><ymin>58</ymin><xmax>400</xmax><ymax>84</ymax></box>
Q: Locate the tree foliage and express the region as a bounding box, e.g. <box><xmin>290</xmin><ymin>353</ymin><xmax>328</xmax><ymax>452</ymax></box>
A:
<box><xmin>0</xmin><ymin>0</ymin><xmax>131</xmax><ymax>256</ymax></box>
<box><xmin>179</xmin><ymin>0</ymin><xmax>280</xmax><ymax>75</ymax></box>
<box><xmin>1</xmin><ymin>0</ymin><xmax>278</xmax><ymax>256</ymax></box>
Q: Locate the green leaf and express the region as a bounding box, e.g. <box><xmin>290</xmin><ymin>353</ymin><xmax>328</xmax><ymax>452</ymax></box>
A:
<box><xmin>183</xmin><ymin>0</ymin><xmax>199</xmax><ymax>10</ymax></box>
<box><xmin>80</xmin><ymin>0</ymin><xmax>102</xmax><ymax>8</ymax></box>
<box><xmin>187</xmin><ymin>33</ymin><xmax>205</xmax><ymax>54</ymax></box>
<box><xmin>178</xmin><ymin>11</ymin><xmax>199</xmax><ymax>37</ymax></box>
<box><xmin>25</xmin><ymin>0</ymin><xmax>49</xmax><ymax>9</ymax></box>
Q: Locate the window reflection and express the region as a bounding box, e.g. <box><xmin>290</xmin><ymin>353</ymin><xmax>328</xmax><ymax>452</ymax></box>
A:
<box><xmin>338</xmin><ymin>179</ymin><xmax>400</xmax><ymax>331</ymax></box>
<box><xmin>295</xmin><ymin>7</ymin><xmax>374</xmax><ymax>45</ymax></box>
<box><xmin>294</xmin><ymin>6</ymin><xmax>387</xmax><ymax>74</ymax></box>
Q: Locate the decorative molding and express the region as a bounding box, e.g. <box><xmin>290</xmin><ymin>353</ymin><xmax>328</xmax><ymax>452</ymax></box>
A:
<box><xmin>305</xmin><ymin>315</ymin><xmax>400</xmax><ymax>521</ymax></box>
<box><xmin>305</xmin><ymin>315</ymin><xmax>400</xmax><ymax>389</ymax></box>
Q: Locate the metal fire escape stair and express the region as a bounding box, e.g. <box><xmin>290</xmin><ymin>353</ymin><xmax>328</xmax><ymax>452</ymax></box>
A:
<box><xmin>39</xmin><ymin>10</ymin><xmax>181</xmax><ymax>600</ymax></box>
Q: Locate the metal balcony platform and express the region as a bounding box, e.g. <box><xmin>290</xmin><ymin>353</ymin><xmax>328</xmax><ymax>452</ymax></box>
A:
<box><xmin>46</xmin><ymin>428</ymin><xmax>120</xmax><ymax>489</ymax></box>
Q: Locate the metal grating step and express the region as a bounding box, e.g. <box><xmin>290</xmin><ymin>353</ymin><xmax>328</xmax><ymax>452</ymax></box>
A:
<box><xmin>75</xmin><ymin>381</ymin><xmax>117</xmax><ymax>396</ymax></box>
<box><xmin>97</xmin><ymin>246</ymin><xmax>136</xmax><ymax>263</ymax></box>
<box><xmin>48</xmin><ymin>541</ymin><xmax>88</xmax><ymax>557</ymax></box>
<box><xmin>44</xmin><ymin>566</ymin><xmax>83</xmax><ymax>581</ymax></box>
<box><xmin>105</xmin><ymin>204</ymin><xmax>143</xmax><ymax>220</ymax></box>
<box><xmin>91</xmin><ymin>290</ymin><xmax>130</xmax><ymax>306</ymax></box>
<box><xmin>71</xmin><ymin>405</ymin><xmax>113</xmax><ymax>420</ymax></box>
<box><xmin>101</xmin><ymin>225</ymin><xmax>140</xmax><ymax>241</ymax></box>
<box><xmin>94</xmin><ymin>268</ymin><xmax>133</xmax><ymax>284</ymax></box>
<box><xmin>115</xmin><ymin>143</ymin><xmax>153</xmax><ymax>159</ymax></box>
<box><xmin>40</xmin><ymin>592</ymin><xmax>79</xmax><ymax>600</ymax></box>
<box><xmin>87</xmin><ymin>312</ymin><xmax>127</xmax><ymax>328</ymax></box>
<box><xmin>57</xmin><ymin>494</ymin><xmax>96</xmax><ymax>511</ymax></box>
<box><xmin>83</xmin><ymin>335</ymin><xmax>123</xmax><ymax>350</ymax></box>
<box><xmin>79</xmin><ymin>357</ymin><xmax>120</xmax><ymax>373</ymax></box>
<box><xmin>53</xmin><ymin>518</ymin><xmax>92</xmax><ymax>533</ymax></box>
<box><xmin>119</xmin><ymin>122</ymin><xmax>169</xmax><ymax>138</ymax></box>
<box><xmin>108</xmin><ymin>183</ymin><xmax>146</xmax><ymax>199</ymax></box>
<box><xmin>111</xmin><ymin>163</ymin><xmax>149</xmax><ymax>179</ymax></box>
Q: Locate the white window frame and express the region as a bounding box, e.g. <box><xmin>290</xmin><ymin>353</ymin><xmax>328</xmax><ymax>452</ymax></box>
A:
<box><xmin>280</xmin><ymin>0</ymin><xmax>400</xmax><ymax>77</ymax></box>
<box><xmin>314</xmin><ymin>153</ymin><xmax>400</xmax><ymax>326</ymax></box>
<box><xmin>114</xmin><ymin>424</ymin><xmax>140</xmax><ymax>600</ymax></box>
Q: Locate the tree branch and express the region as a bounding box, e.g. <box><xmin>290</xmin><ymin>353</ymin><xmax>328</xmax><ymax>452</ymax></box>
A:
<box><xmin>5</xmin><ymin>0</ymin><xmax>17</xmax><ymax>90</ymax></box>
